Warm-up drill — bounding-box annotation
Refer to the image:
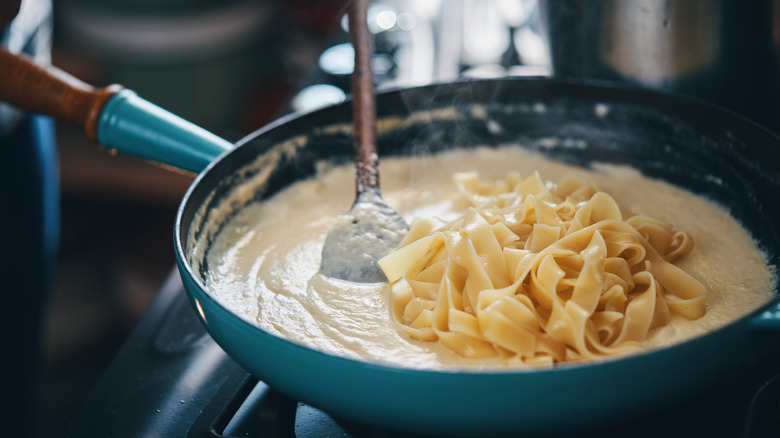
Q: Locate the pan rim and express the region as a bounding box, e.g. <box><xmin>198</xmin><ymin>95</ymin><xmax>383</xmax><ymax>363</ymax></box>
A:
<box><xmin>173</xmin><ymin>76</ymin><xmax>780</xmax><ymax>378</ymax></box>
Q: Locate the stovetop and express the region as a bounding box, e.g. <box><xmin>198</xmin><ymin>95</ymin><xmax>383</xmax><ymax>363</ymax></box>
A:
<box><xmin>62</xmin><ymin>269</ymin><xmax>780</xmax><ymax>438</ymax></box>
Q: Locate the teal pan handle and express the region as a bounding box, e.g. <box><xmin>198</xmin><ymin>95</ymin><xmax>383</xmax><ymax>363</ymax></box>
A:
<box><xmin>0</xmin><ymin>48</ymin><xmax>232</xmax><ymax>174</ymax></box>
<box><xmin>98</xmin><ymin>90</ymin><xmax>232</xmax><ymax>174</ymax></box>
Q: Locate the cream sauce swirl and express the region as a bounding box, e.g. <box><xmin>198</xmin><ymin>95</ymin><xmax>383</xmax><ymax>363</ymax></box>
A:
<box><xmin>203</xmin><ymin>146</ymin><xmax>776</xmax><ymax>370</ymax></box>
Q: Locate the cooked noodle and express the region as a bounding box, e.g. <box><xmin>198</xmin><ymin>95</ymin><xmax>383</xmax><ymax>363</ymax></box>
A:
<box><xmin>379</xmin><ymin>172</ymin><xmax>706</xmax><ymax>365</ymax></box>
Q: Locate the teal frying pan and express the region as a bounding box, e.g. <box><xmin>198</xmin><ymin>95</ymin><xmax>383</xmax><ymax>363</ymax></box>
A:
<box><xmin>2</xmin><ymin>48</ymin><xmax>779</xmax><ymax>436</ymax></box>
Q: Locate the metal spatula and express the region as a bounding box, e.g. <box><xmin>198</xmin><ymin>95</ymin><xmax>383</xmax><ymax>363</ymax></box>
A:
<box><xmin>319</xmin><ymin>0</ymin><xmax>408</xmax><ymax>283</ymax></box>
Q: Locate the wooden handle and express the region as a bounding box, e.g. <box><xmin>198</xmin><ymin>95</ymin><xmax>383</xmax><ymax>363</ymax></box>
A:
<box><xmin>348</xmin><ymin>0</ymin><xmax>379</xmax><ymax>193</ymax></box>
<box><xmin>0</xmin><ymin>47</ymin><xmax>122</xmax><ymax>143</ymax></box>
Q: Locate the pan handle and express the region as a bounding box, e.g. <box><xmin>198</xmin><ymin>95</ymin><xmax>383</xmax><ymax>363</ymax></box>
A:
<box><xmin>96</xmin><ymin>89</ymin><xmax>233</xmax><ymax>174</ymax></box>
<box><xmin>0</xmin><ymin>47</ymin><xmax>232</xmax><ymax>174</ymax></box>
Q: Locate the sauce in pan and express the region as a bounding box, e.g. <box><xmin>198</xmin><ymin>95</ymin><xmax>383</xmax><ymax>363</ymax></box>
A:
<box><xmin>202</xmin><ymin>146</ymin><xmax>775</xmax><ymax>369</ymax></box>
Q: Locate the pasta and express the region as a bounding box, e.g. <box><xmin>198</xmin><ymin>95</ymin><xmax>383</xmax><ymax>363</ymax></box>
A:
<box><xmin>379</xmin><ymin>172</ymin><xmax>706</xmax><ymax>365</ymax></box>
<box><xmin>203</xmin><ymin>146</ymin><xmax>774</xmax><ymax>369</ymax></box>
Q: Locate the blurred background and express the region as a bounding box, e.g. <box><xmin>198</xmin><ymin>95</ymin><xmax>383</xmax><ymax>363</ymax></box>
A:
<box><xmin>3</xmin><ymin>0</ymin><xmax>780</xmax><ymax>436</ymax></box>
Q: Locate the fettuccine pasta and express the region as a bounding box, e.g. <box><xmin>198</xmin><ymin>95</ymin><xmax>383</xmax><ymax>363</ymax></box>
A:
<box><xmin>379</xmin><ymin>172</ymin><xmax>706</xmax><ymax>365</ymax></box>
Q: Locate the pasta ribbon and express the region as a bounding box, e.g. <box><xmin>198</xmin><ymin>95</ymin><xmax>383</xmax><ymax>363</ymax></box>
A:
<box><xmin>379</xmin><ymin>172</ymin><xmax>706</xmax><ymax>364</ymax></box>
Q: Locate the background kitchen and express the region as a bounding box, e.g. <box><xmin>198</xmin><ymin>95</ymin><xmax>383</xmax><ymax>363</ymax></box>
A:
<box><xmin>2</xmin><ymin>0</ymin><xmax>779</xmax><ymax>437</ymax></box>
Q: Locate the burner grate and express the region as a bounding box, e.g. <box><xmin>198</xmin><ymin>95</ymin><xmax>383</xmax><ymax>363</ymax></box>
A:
<box><xmin>189</xmin><ymin>367</ymin><xmax>427</xmax><ymax>438</ymax></box>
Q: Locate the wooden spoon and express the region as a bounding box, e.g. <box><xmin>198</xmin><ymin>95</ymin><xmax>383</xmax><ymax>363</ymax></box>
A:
<box><xmin>319</xmin><ymin>0</ymin><xmax>408</xmax><ymax>283</ymax></box>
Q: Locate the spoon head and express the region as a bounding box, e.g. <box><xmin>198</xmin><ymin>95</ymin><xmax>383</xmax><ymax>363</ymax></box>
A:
<box><xmin>320</xmin><ymin>190</ymin><xmax>408</xmax><ymax>283</ymax></box>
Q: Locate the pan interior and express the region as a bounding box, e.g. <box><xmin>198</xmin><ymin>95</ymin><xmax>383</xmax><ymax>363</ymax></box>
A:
<box><xmin>179</xmin><ymin>79</ymin><xmax>780</xmax><ymax>361</ymax></box>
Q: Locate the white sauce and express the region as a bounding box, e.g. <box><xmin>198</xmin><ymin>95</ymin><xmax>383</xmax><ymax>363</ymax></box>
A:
<box><xmin>203</xmin><ymin>146</ymin><xmax>776</xmax><ymax>370</ymax></box>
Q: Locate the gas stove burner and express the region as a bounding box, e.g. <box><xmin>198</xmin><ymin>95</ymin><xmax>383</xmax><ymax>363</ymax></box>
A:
<box><xmin>190</xmin><ymin>371</ymin><xmax>429</xmax><ymax>438</ymax></box>
<box><xmin>64</xmin><ymin>271</ymin><xmax>780</xmax><ymax>438</ymax></box>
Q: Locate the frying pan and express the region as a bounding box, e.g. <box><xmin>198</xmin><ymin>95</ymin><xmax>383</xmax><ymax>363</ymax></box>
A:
<box><xmin>2</xmin><ymin>49</ymin><xmax>780</xmax><ymax>436</ymax></box>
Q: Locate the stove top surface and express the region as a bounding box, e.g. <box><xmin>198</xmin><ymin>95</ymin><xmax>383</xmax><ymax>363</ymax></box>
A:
<box><xmin>64</xmin><ymin>270</ymin><xmax>780</xmax><ymax>438</ymax></box>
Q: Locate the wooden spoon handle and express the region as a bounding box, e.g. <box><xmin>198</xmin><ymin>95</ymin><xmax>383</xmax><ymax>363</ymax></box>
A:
<box><xmin>0</xmin><ymin>47</ymin><xmax>121</xmax><ymax>142</ymax></box>
<box><xmin>348</xmin><ymin>0</ymin><xmax>379</xmax><ymax>193</ymax></box>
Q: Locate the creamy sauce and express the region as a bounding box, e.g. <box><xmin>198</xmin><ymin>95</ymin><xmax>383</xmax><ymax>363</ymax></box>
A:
<box><xmin>203</xmin><ymin>146</ymin><xmax>776</xmax><ymax>370</ymax></box>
